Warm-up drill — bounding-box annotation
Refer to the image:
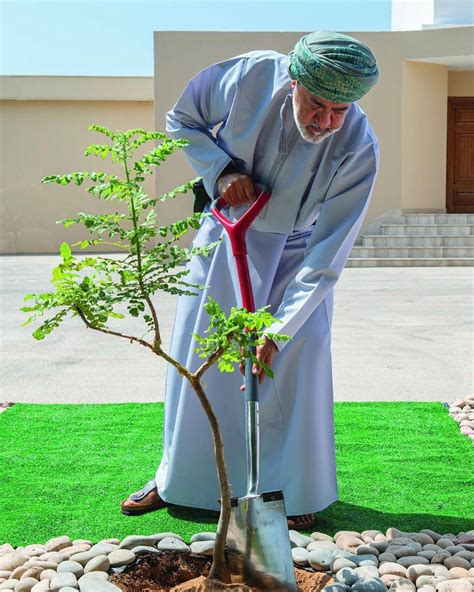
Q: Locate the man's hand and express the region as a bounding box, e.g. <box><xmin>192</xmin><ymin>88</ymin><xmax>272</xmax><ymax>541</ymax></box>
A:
<box><xmin>217</xmin><ymin>172</ymin><xmax>256</xmax><ymax>206</ymax></box>
<box><xmin>240</xmin><ymin>337</ymin><xmax>278</xmax><ymax>390</ymax></box>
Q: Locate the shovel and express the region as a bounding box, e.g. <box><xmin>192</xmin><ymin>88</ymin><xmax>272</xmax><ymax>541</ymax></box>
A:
<box><xmin>211</xmin><ymin>189</ymin><xmax>297</xmax><ymax>592</ymax></box>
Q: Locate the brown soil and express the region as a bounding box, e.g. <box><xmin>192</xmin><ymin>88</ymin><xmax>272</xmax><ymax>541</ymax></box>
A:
<box><xmin>111</xmin><ymin>552</ymin><xmax>333</xmax><ymax>592</ymax></box>
<box><xmin>111</xmin><ymin>552</ymin><xmax>211</xmax><ymax>591</ymax></box>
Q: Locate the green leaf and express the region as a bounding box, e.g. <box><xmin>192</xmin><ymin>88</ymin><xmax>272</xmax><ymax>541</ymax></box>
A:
<box><xmin>57</xmin><ymin>218</ymin><xmax>78</xmax><ymax>228</ymax></box>
<box><xmin>60</xmin><ymin>242</ymin><xmax>72</xmax><ymax>261</ymax></box>
<box><xmin>32</xmin><ymin>327</ymin><xmax>46</xmax><ymax>340</ymax></box>
<box><xmin>52</xmin><ymin>266</ymin><xmax>64</xmax><ymax>282</ymax></box>
<box><xmin>258</xmin><ymin>361</ymin><xmax>274</xmax><ymax>379</ymax></box>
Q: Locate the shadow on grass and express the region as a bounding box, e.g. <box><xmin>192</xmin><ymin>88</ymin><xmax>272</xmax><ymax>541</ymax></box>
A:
<box><xmin>316</xmin><ymin>501</ymin><xmax>473</xmax><ymax>536</ymax></box>
<box><xmin>167</xmin><ymin>500</ymin><xmax>472</xmax><ymax>536</ymax></box>
<box><xmin>167</xmin><ymin>504</ymin><xmax>220</xmax><ymax>525</ymax></box>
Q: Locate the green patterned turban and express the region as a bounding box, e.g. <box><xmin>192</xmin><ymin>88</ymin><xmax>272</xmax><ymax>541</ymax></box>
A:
<box><xmin>288</xmin><ymin>31</ymin><xmax>379</xmax><ymax>103</ymax></box>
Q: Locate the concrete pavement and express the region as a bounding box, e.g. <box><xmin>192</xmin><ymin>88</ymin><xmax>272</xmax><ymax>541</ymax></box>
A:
<box><xmin>1</xmin><ymin>255</ymin><xmax>472</xmax><ymax>403</ymax></box>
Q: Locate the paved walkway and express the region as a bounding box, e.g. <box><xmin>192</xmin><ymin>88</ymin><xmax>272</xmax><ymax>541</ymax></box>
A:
<box><xmin>1</xmin><ymin>255</ymin><xmax>472</xmax><ymax>403</ymax></box>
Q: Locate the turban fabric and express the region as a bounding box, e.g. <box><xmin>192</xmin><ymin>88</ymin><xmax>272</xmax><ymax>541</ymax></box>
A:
<box><xmin>288</xmin><ymin>31</ymin><xmax>379</xmax><ymax>103</ymax></box>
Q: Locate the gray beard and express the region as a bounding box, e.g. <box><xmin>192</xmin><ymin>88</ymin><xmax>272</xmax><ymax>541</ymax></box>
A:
<box><xmin>292</xmin><ymin>94</ymin><xmax>341</xmax><ymax>144</ymax></box>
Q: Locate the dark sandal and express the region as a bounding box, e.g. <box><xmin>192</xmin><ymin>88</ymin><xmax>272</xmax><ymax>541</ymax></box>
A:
<box><xmin>120</xmin><ymin>479</ymin><xmax>168</xmax><ymax>516</ymax></box>
<box><xmin>287</xmin><ymin>513</ymin><xmax>316</xmax><ymax>531</ymax></box>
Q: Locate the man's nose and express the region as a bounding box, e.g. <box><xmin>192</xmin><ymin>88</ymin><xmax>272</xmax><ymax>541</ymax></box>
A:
<box><xmin>315</xmin><ymin>109</ymin><xmax>332</xmax><ymax>130</ymax></box>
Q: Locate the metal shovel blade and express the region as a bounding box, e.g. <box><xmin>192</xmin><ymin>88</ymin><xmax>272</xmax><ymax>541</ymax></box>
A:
<box><xmin>227</xmin><ymin>490</ymin><xmax>297</xmax><ymax>591</ymax></box>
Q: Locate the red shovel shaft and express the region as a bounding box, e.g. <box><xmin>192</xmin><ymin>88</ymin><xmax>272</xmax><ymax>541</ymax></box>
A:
<box><xmin>210</xmin><ymin>189</ymin><xmax>271</xmax><ymax>313</ymax></box>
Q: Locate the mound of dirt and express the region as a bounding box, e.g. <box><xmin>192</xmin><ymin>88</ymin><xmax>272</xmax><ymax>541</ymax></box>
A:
<box><xmin>111</xmin><ymin>552</ymin><xmax>333</xmax><ymax>592</ymax></box>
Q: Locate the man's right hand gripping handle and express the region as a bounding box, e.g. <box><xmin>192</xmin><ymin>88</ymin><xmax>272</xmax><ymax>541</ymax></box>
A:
<box><xmin>217</xmin><ymin>163</ymin><xmax>256</xmax><ymax>207</ymax></box>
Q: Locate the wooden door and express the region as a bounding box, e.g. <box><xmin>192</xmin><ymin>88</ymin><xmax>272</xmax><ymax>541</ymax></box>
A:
<box><xmin>447</xmin><ymin>98</ymin><xmax>474</xmax><ymax>213</ymax></box>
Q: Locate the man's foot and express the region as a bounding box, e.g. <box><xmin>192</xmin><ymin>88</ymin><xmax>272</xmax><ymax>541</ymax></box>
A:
<box><xmin>120</xmin><ymin>479</ymin><xmax>168</xmax><ymax>516</ymax></box>
<box><xmin>287</xmin><ymin>513</ymin><xmax>316</xmax><ymax>531</ymax></box>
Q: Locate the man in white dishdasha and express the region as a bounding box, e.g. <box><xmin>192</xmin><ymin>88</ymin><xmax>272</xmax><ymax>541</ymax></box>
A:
<box><xmin>121</xmin><ymin>30</ymin><xmax>380</xmax><ymax>531</ymax></box>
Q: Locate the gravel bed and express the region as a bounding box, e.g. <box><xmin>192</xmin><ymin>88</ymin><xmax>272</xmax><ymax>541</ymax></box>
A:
<box><xmin>1</xmin><ymin>528</ymin><xmax>473</xmax><ymax>591</ymax></box>
<box><xmin>291</xmin><ymin>527</ymin><xmax>474</xmax><ymax>592</ymax></box>
<box><xmin>448</xmin><ymin>394</ymin><xmax>474</xmax><ymax>442</ymax></box>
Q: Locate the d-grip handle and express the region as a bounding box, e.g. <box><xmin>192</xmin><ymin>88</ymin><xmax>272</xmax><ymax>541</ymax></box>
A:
<box><xmin>210</xmin><ymin>187</ymin><xmax>271</xmax><ymax>313</ymax></box>
<box><xmin>210</xmin><ymin>187</ymin><xmax>271</xmax><ymax>257</ymax></box>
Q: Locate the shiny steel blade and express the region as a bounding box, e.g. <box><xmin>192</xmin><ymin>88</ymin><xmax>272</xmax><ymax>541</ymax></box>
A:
<box><xmin>227</xmin><ymin>491</ymin><xmax>297</xmax><ymax>591</ymax></box>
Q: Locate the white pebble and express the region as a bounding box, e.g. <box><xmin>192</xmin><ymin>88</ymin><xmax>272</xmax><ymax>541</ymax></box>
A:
<box><xmin>436</xmin><ymin>581</ymin><xmax>473</xmax><ymax>592</ymax></box>
<box><xmin>379</xmin><ymin>563</ymin><xmax>407</xmax><ymax>578</ymax></box>
<box><xmin>190</xmin><ymin>541</ymin><xmax>215</xmax><ymax>557</ymax></box>
<box><xmin>84</xmin><ymin>555</ymin><xmax>110</xmax><ymax>573</ymax></box>
<box><xmin>57</xmin><ymin>560</ymin><xmax>83</xmax><ymax>578</ymax></box>
<box><xmin>107</xmin><ymin>550</ymin><xmax>135</xmax><ymax>568</ymax></box>
<box><xmin>0</xmin><ymin>581</ymin><xmax>18</xmax><ymax>590</ymax></box>
<box><xmin>14</xmin><ymin>578</ymin><xmax>39</xmax><ymax>592</ymax></box>
<box><xmin>310</xmin><ymin>531</ymin><xmax>333</xmax><ymax>542</ymax></box>
<box><xmin>289</xmin><ymin>531</ymin><xmax>314</xmax><ymax>548</ymax></box>
<box><xmin>389</xmin><ymin>577</ymin><xmax>416</xmax><ymax>591</ymax></box>
<box><xmin>292</xmin><ymin>547</ymin><xmax>309</xmax><ymax>567</ymax></box>
<box><xmin>49</xmin><ymin>571</ymin><xmax>78</xmax><ymax>590</ymax></box>
<box><xmin>39</xmin><ymin>570</ymin><xmax>56</xmax><ymax>581</ymax></box>
<box><xmin>30</xmin><ymin>581</ymin><xmax>50</xmax><ymax>592</ymax></box>
<box><xmin>189</xmin><ymin>533</ymin><xmax>216</xmax><ymax>544</ymax></box>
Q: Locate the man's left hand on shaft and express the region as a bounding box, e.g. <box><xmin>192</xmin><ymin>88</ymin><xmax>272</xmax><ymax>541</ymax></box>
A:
<box><xmin>240</xmin><ymin>337</ymin><xmax>278</xmax><ymax>390</ymax></box>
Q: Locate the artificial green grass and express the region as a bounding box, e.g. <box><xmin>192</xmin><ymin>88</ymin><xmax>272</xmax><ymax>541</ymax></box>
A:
<box><xmin>0</xmin><ymin>402</ymin><xmax>472</xmax><ymax>546</ymax></box>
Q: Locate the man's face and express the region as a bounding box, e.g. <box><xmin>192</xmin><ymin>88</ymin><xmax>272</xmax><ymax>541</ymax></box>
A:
<box><xmin>291</xmin><ymin>80</ymin><xmax>350</xmax><ymax>144</ymax></box>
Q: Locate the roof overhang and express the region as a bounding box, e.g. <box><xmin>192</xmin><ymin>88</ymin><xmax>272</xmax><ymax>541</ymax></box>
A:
<box><xmin>415</xmin><ymin>55</ymin><xmax>474</xmax><ymax>70</ymax></box>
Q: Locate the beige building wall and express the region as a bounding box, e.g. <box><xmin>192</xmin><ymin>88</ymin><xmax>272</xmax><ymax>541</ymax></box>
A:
<box><xmin>1</xmin><ymin>77</ymin><xmax>154</xmax><ymax>254</ymax></box>
<box><xmin>401</xmin><ymin>61</ymin><xmax>448</xmax><ymax>210</ymax></box>
<box><xmin>153</xmin><ymin>30</ymin><xmax>405</xmax><ymax>231</ymax></box>
<box><xmin>154</xmin><ymin>27</ymin><xmax>474</xmax><ymax>233</ymax></box>
<box><xmin>448</xmin><ymin>71</ymin><xmax>474</xmax><ymax>95</ymax></box>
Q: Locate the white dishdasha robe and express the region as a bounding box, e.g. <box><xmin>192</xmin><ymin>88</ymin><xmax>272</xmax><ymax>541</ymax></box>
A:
<box><xmin>155</xmin><ymin>50</ymin><xmax>379</xmax><ymax>515</ymax></box>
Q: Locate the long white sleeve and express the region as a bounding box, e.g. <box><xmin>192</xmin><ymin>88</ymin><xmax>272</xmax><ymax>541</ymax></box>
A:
<box><xmin>166</xmin><ymin>56</ymin><xmax>247</xmax><ymax>197</ymax></box>
<box><xmin>267</xmin><ymin>140</ymin><xmax>379</xmax><ymax>350</ymax></box>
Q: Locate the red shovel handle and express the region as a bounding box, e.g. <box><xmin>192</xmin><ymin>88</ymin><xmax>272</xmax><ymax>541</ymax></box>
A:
<box><xmin>210</xmin><ymin>188</ymin><xmax>271</xmax><ymax>256</ymax></box>
<box><xmin>210</xmin><ymin>187</ymin><xmax>271</xmax><ymax>312</ymax></box>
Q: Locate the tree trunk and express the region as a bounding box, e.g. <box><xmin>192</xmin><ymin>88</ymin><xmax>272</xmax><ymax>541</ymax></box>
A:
<box><xmin>188</xmin><ymin>377</ymin><xmax>232</xmax><ymax>584</ymax></box>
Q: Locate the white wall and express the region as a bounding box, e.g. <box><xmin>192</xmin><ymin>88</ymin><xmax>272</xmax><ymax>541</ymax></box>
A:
<box><xmin>434</xmin><ymin>0</ymin><xmax>474</xmax><ymax>25</ymax></box>
<box><xmin>391</xmin><ymin>0</ymin><xmax>434</xmax><ymax>30</ymax></box>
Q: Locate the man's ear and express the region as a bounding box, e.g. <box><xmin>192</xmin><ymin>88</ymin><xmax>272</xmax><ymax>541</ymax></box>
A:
<box><xmin>290</xmin><ymin>80</ymin><xmax>297</xmax><ymax>90</ymax></box>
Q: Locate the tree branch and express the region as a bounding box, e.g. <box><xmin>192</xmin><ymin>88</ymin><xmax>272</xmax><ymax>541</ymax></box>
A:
<box><xmin>75</xmin><ymin>306</ymin><xmax>155</xmax><ymax>353</ymax></box>
<box><xmin>144</xmin><ymin>294</ymin><xmax>162</xmax><ymax>347</ymax></box>
<box><xmin>193</xmin><ymin>346</ymin><xmax>226</xmax><ymax>380</ymax></box>
<box><xmin>154</xmin><ymin>343</ymin><xmax>189</xmax><ymax>377</ymax></box>
<box><xmin>121</xmin><ymin>142</ymin><xmax>162</xmax><ymax>347</ymax></box>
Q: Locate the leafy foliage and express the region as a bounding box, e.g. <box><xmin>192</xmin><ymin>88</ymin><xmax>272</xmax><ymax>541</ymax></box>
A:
<box><xmin>23</xmin><ymin>127</ymin><xmax>215</xmax><ymax>341</ymax></box>
<box><xmin>193</xmin><ymin>298</ymin><xmax>290</xmax><ymax>376</ymax></box>
<box><xmin>23</xmin><ymin>125</ymin><xmax>288</xmax><ymax>375</ymax></box>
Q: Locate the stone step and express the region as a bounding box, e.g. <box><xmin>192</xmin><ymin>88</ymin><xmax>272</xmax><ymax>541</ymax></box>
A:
<box><xmin>346</xmin><ymin>258</ymin><xmax>474</xmax><ymax>268</ymax></box>
<box><xmin>402</xmin><ymin>214</ymin><xmax>474</xmax><ymax>225</ymax></box>
<box><xmin>361</xmin><ymin>235</ymin><xmax>474</xmax><ymax>247</ymax></box>
<box><xmin>381</xmin><ymin>224</ymin><xmax>474</xmax><ymax>236</ymax></box>
<box><xmin>351</xmin><ymin>246</ymin><xmax>474</xmax><ymax>258</ymax></box>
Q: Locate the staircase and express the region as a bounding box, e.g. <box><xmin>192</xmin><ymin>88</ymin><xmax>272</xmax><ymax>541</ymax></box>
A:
<box><xmin>347</xmin><ymin>213</ymin><xmax>474</xmax><ymax>267</ymax></box>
